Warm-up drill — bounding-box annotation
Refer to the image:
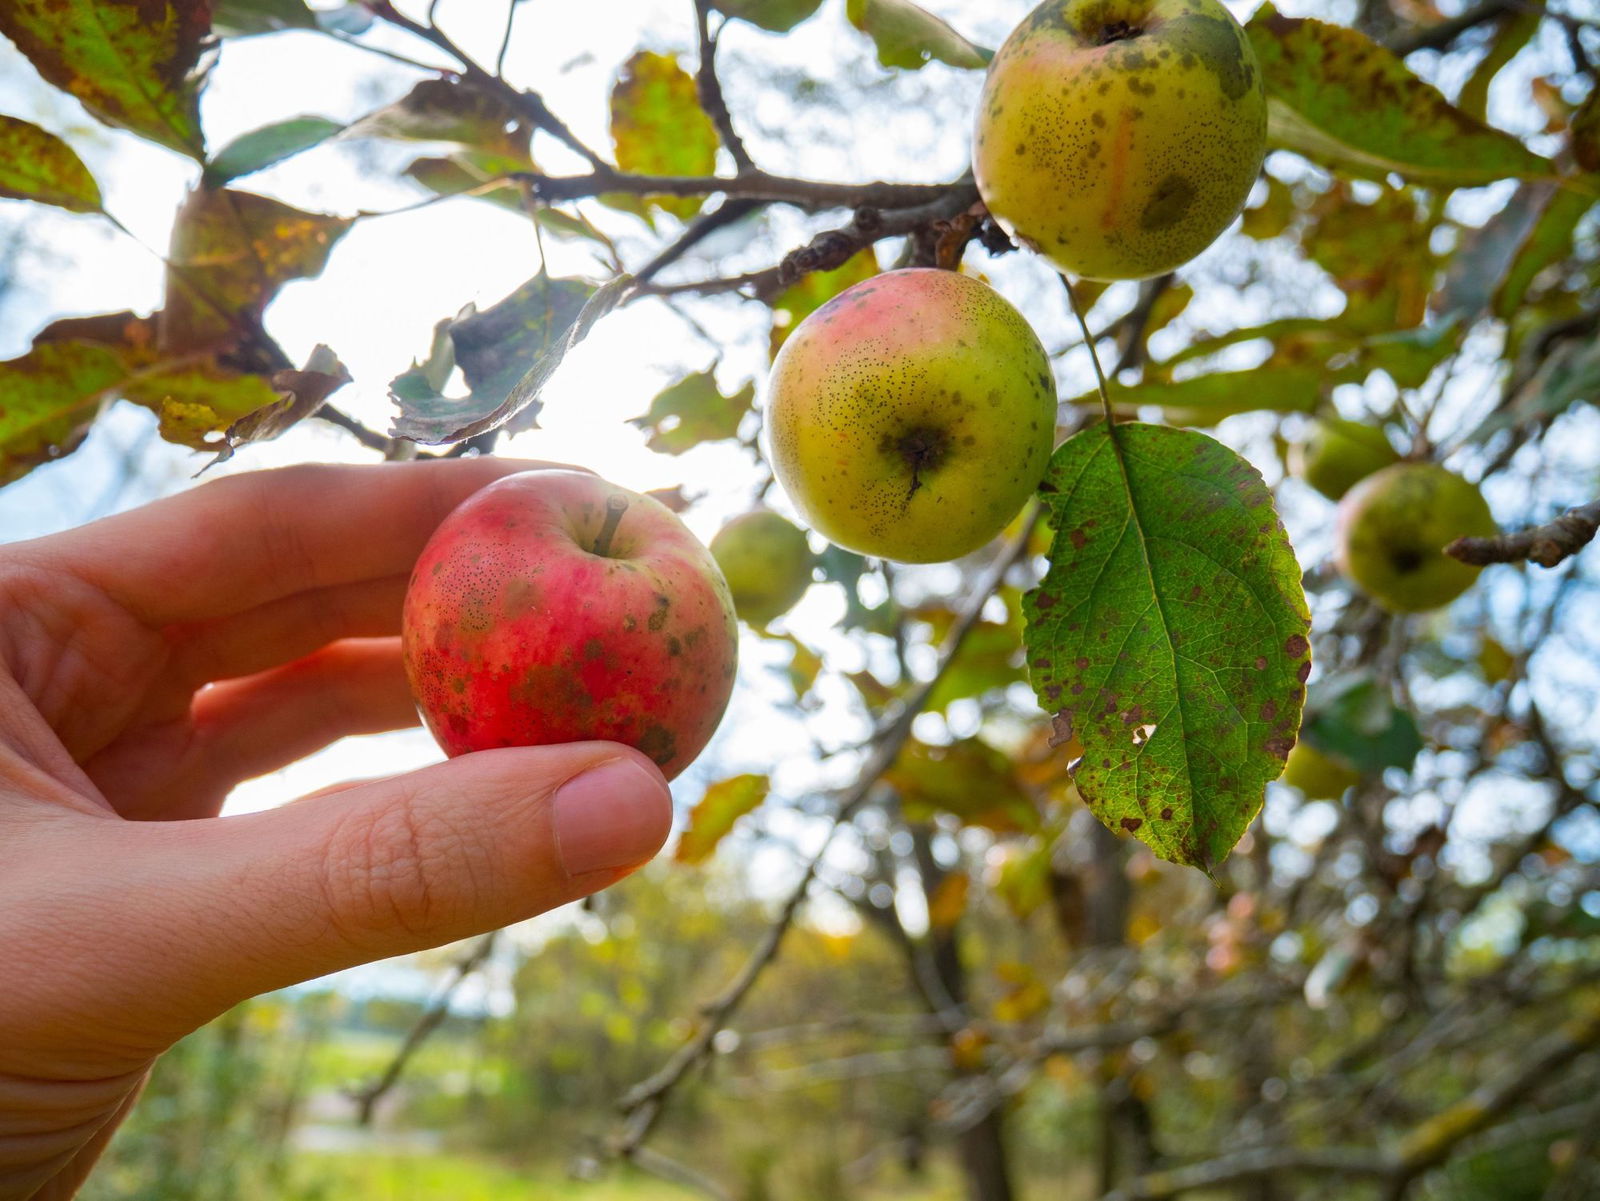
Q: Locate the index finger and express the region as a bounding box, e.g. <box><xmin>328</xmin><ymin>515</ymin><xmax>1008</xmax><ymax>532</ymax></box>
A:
<box><xmin>21</xmin><ymin>458</ymin><xmax>566</xmax><ymax>625</ymax></box>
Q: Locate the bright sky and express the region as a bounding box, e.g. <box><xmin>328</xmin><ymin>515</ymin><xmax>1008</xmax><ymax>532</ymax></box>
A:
<box><xmin>0</xmin><ymin>1</ymin><xmax>1594</xmax><ymax>994</ymax></box>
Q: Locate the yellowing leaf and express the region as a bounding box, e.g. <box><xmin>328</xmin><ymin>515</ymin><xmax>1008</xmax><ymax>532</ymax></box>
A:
<box><xmin>0</xmin><ymin>0</ymin><xmax>211</xmax><ymax>158</ymax></box>
<box><xmin>676</xmin><ymin>774</ymin><xmax>770</xmax><ymax>865</ymax></box>
<box><xmin>0</xmin><ymin>341</ymin><xmax>124</xmax><ymax>483</ymax></box>
<box><xmin>162</xmin><ymin>188</ymin><xmax>351</xmax><ymax>352</ymax></box>
<box><xmin>0</xmin><ymin>116</ymin><xmax>101</xmax><ymax>212</ymax></box>
<box><xmin>887</xmin><ymin>737</ymin><xmax>1039</xmax><ymax>834</ymax></box>
<box><xmin>629</xmin><ymin>369</ymin><xmax>754</xmax><ymax>455</ymax></box>
<box><xmin>609</xmin><ymin>51</ymin><xmax>719</xmax><ymax>219</ymax></box>
<box><xmin>1246</xmin><ymin>5</ymin><xmax>1552</xmax><ymax>186</ymax></box>
<box><xmin>845</xmin><ymin>0</ymin><xmax>991</xmax><ymax>70</ymax></box>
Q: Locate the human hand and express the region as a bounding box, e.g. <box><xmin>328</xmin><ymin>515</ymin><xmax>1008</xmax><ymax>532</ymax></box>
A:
<box><xmin>0</xmin><ymin>460</ymin><xmax>673</xmax><ymax>1200</ymax></box>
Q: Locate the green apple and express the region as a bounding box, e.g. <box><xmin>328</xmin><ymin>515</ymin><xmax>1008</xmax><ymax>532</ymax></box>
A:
<box><xmin>973</xmin><ymin>0</ymin><xmax>1267</xmax><ymax>281</ymax></box>
<box><xmin>1279</xmin><ymin>740</ymin><xmax>1360</xmax><ymax>800</ymax></box>
<box><xmin>1336</xmin><ymin>463</ymin><xmax>1498</xmax><ymax>613</ymax></box>
<box><xmin>765</xmin><ymin>268</ymin><xmax>1056</xmax><ymax>564</ymax></box>
<box><xmin>710</xmin><ymin>509</ymin><xmax>815</xmax><ymax>627</ymax></box>
<box><xmin>1290</xmin><ymin>418</ymin><xmax>1402</xmax><ymax>501</ymax></box>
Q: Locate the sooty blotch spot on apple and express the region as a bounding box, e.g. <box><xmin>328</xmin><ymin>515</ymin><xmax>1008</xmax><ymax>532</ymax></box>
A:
<box><xmin>637</xmin><ymin>724</ymin><xmax>678</xmax><ymax>767</ymax></box>
<box><xmin>1390</xmin><ymin>547</ymin><xmax>1426</xmax><ymax>574</ymax></box>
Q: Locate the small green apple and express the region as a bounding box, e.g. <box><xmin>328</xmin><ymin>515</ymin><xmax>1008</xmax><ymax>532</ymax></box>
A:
<box><xmin>710</xmin><ymin>509</ymin><xmax>815</xmax><ymax>627</ymax></box>
<box><xmin>765</xmin><ymin>268</ymin><xmax>1056</xmax><ymax>564</ymax></box>
<box><xmin>1336</xmin><ymin>463</ymin><xmax>1498</xmax><ymax>613</ymax></box>
<box><xmin>1290</xmin><ymin>418</ymin><xmax>1402</xmax><ymax>501</ymax></box>
<box><xmin>1279</xmin><ymin>740</ymin><xmax>1360</xmax><ymax>800</ymax></box>
<box><xmin>973</xmin><ymin>0</ymin><xmax>1267</xmax><ymax>281</ymax></box>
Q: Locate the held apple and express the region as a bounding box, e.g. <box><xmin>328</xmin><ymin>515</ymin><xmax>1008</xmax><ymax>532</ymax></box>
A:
<box><xmin>974</xmin><ymin>0</ymin><xmax>1267</xmax><ymax>281</ymax></box>
<box><xmin>401</xmin><ymin>470</ymin><xmax>738</xmax><ymax>779</ymax></box>
<box><xmin>765</xmin><ymin>268</ymin><xmax>1056</xmax><ymax>564</ymax></box>
<box><xmin>1335</xmin><ymin>462</ymin><xmax>1497</xmax><ymax>613</ymax></box>
<box><xmin>1289</xmin><ymin>418</ymin><xmax>1401</xmax><ymax>501</ymax></box>
<box><xmin>1279</xmin><ymin>740</ymin><xmax>1360</xmax><ymax>800</ymax></box>
<box><xmin>710</xmin><ymin>509</ymin><xmax>815</xmax><ymax>627</ymax></box>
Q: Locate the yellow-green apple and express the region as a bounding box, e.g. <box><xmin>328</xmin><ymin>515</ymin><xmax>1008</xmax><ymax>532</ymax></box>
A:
<box><xmin>710</xmin><ymin>509</ymin><xmax>815</xmax><ymax>627</ymax></box>
<box><xmin>1279</xmin><ymin>740</ymin><xmax>1360</xmax><ymax>800</ymax></box>
<box><xmin>1335</xmin><ymin>463</ymin><xmax>1497</xmax><ymax>613</ymax></box>
<box><xmin>974</xmin><ymin>0</ymin><xmax>1267</xmax><ymax>281</ymax></box>
<box><xmin>1290</xmin><ymin>417</ymin><xmax>1401</xmax><ymax>501</ymax></box>
<box><xmin>765</xmin><ymin>268</ymin><xmax>1056</xmax><ymax>563</ymax></box>
<box><xmin>402</xmin><ymin>470</ymin><xmax>738</xmax><ymax>779</ymax></box>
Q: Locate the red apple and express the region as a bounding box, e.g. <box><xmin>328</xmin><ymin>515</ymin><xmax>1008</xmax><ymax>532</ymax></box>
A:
<box><xmin>401</xmin><ymin>469</ymin><xmax>738</xmax><ymax>779</ymax></box>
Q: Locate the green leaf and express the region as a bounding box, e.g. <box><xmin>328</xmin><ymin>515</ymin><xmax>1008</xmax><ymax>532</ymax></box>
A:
<box><xmin>212</xmin><ymin>0</ymin><xmax>318</xmax><ymax>36</ymax></box>
<box><xmin>1072</xmin><ymin>364</ymin><xmax>1336</xmax><ymax>426</ymax></box>
<box><xmin>676</xmin><ymin>774</ymin><xmax>769</xmax><ymax>865</ymax></box>
<box><xmin>1434</xmin><ymin>181</ymin><xmax>1556</xmax><ymax>320</ymax></box>
<box><xmin>0</xmin><ymin>0</ymin><xmax>210</xmax><ymax>158</ymax></box>
<box><xmin>767</xmin><ymin>247</ymin><xmax>878</xmax><ymax>359</ymax></box>
<box><xmin>1240</xmin><ymin>174</ymin><xmax>1297</xmax><ymax>240</ymax></box>
<box><xmin>609</xmin><ymin>51</ymin><xmax>719</xmax><ymax>219</ymax></box>
<box><xmin>1457</xmin><ymin>4</ymin><xmax>1542</xmax><ymax>123</ymax></box>
<box><xmin>205</xmin><ymin>116</ymin><xmax>344</xmax><ymax>183</ymax></box>
<box><xmin>845</xmin><ymin>0</ymin><xmax>991</xmax><ymax>70</ymax></box>
<box><xmin>390</xmin><ymin>273</ymin><xmax>631</xmax><ymax>444</ymax></box>
<box><xmin>1300</xmin><ymin>674</ymin><xmax>1422</xmax><ymax>775</ymax></box>
<box><xmin>887</xmin><ymin>737</ymin><xmax>1039</xmax><ymax>834</ymax></box>
<box><xmin>1245</xmin><ymin>5</ymin><xmax>1552</xmax><ymax>186</ymax></box>
<box><xmin>712</xmin><ymin>0</ymin><xmax>823</xmax><ymax>31</ymax></box>
<box><xmin>0</xmin><ymin>340</ymin><xmax>124</xmax><ymax>482</ymax></box>
<box><xmin>343</xmin><ymin>78</ymin><xmax>528</xmax><ymax>155</ymax></box>
<box><xmin>162</xmin><ymin>188</ymin><xmax>352</xmax><ymax>352</ymax></box>
<box><xmin>1495</xmin><ymin>186</ymin><xmax>1594</xmax><ymax>318</ymax></box>
<box><xmin>994</xmin><ymin>833</ymin><xmax>1058</xmax><ymax>919</ymax></box>
<box><xmin>1023</xmin><ymin>422</ymin><xmax>1311</xmax><ymax>871</ymax></box>
<box><xmin>629</xmin><ymin>369</ymin><xmax>754</xmax><ymax>454</ymax></box>
<box><xmin>0</xmin><ymin>115</ymin><xmax>101</xmax><ymax>212</ymax></box>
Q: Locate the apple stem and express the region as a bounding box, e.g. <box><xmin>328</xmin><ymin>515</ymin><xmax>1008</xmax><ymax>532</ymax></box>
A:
<box><xmin>1064</xmin><ymin>275</ymin><xmax>1114</xmax><ymax>425</ymax></box>
<box><xmin>593</xmin><ymin>494</ymin><xmax>629</xmax><ymax>557</ymax></box>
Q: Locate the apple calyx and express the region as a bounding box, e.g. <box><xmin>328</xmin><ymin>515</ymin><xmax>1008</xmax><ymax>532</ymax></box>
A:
<box><xmin>593</xmin><ymin>493</ymin><xmax>629</xmax><ymax>557</ymax></box>
<box><xmin>1099</xmin><ymin>20</ymin><xmax>1142</xmax><ymax>43</ymax></box>
<box><xmin>888</xmin><ymin>425</ymin><xmax>951</xmax><ymax>500</ymax></box>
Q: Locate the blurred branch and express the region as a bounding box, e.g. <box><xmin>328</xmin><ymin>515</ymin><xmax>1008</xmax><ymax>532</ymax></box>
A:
<box><xmin>631</xmin><ymin>197</ymin><xmax>763</xmax><ymax>286</ymax></box>
<box><xmin>1100</xmin><ymin>996</ymin><xmax>1600</xmax><ymax>1200</ymax></box>
<box><xmin>315</xmin><ymin>404</ymin><xmax>394</xmax><ymax>455</ymax></box>
<box><xmin>627</xmin><ymin>1145</ymin><xmax>735</xmax><ymax>1201</ymax></box>
<box><xmin>693</xmin><ymin>0</ymin><xmax>753</xmax><ymax>173</ymax></box>
<box><xmin>1111</xmin><ymin>273</ymin><xmax>1175</xmax><ymax>377</ymax></box>
<box><xmin>1446</xmin><ymin>499</ymin><xmax>1600</xmax><ymax>567</ymax></box>
<box><xmin>346</xmin><ymin>932</ymin><xmax>497</xmax><ymax>1125</ymax></box>
<box><xmin>612</xmin><ymin>510</ymin><xmax>1042</xmax><ymax>1155</ymax></box>
<box><xmin>519</xmin><ymin>166</ymin><xmax>962</xmax><ymax>212</ymax></box>
<box><xmin>1388</xmin><ymin>0</ymin><xmax>1517</xmax><ymax>55</ymax></box>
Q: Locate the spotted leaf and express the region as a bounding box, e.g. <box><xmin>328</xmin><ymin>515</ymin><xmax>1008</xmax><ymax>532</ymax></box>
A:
<box><xmin>1023</xmin><ymin>422</ymin><xmax>1310</xmax><ymax>872</ymax></box>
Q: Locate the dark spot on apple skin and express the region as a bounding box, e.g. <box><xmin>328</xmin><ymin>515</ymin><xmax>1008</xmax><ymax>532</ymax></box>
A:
<box><xmin>1285</xmin><ymin>634</ymin><xmax>1309</xmax><ymax>658</ymax></box>
<box><xmin>667</xmin><ymin>635</ymin><xmax>683</xmax><ymax>657</ymax></box>
<box><xmin>1141</xmin><ymin>174</ymin><xmax>1196</xmax><ymax>230</ymax></box>
<box><xmin>583</xmin><ymin>638</ymin><xmax>605</xmax><ymax>662</ymax></box>
<box><xmin>1121</xmin><ymin>817</ymin><xmax>1142</xmax><ymax>832</ymax></box>
<box><xmin>636</xmin><ymin>724</ymin><xmax>678</xmax><ymax>767</ymax></box>
<box><xmin>647</xmin><ymin>594</ymin><xmax>671</xmax><ymax>631</ymax></box>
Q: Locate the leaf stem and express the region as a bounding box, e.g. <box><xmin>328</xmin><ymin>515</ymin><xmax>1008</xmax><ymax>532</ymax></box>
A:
<box><xmin>1064</xmin><ymin>275</ymin><xmax>1114</xmax><ymax>425</ymax></box>
<box><xmin>594</xmin><ymin>494</ymin><xmax>629</xmax><ymax>556</ymax></box>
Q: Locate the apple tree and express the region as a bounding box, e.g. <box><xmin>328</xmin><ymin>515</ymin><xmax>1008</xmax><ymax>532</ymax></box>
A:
<box><xmin>2</xmin><ymin>1</ymin><xmax>1598</xmax><ymax>1198</ymax></box>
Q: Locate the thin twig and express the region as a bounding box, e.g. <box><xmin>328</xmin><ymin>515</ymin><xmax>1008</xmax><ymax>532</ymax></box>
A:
<box><xmin>346</xmin><ymin>932</ymin><xmax>498</xmax><ymax>1125</ymax></box>
<box><xmin>612</xmin><ymin>511</ymin><xmax>1042</xmax><ymax>1155</ymax></box>
<box><xmin>315</xmin><ymin>404</ymin><xmax>393</xmax><ymax>454</ymax></box>
<box><xmin>693</xmin><ymin>0</ymin><xmax>753</xmax><ymax>172</ymax></box>
<box><xmin>1446</xmin><ymin>498</ymin><xmax>1600</xmax><ymax>567</ymax></box>
<box><xmin>516</xmin><ymin>166</ymin><xmax>959</xmax><ymax>211</ymax></box>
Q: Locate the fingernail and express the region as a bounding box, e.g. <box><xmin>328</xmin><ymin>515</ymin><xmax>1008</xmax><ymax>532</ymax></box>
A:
<box><xmin>552</xmin><ymin>758</ymin><xmax>672</xmax><ymax>876</ymax></box>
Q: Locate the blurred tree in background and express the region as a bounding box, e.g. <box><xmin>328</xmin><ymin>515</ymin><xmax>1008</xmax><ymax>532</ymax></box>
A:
<box><xmin>2</xmin><ymin>0</ymin><xmax>1598</xmax><ymax>1199</ymax></box>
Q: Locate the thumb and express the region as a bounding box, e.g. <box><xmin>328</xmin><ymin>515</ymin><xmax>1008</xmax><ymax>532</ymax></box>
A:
<box><xmin>165</xmin><ymin>742</ymin><xmax>672</xmax><ymax>1006</ymax></box>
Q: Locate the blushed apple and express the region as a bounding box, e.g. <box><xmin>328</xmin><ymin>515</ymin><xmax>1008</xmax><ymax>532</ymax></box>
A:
<box><xmin>974</xmin><ymin>0</ymin><xmax>1267</xmax><ymax>281</ymax></box>
<box><xmin>765</xmin><ymin>268</ymin><xmax>1056</xmax><ymax>564</ymax></box>
<box><xmin>710</xmin><ymin>509</ymin><xmax>815</xmax><ymax>627</ymax></box>
<box><xmin>402</xmin><ymin>470</ymin><xmax>738</xmax><ymax>779</ymax></box>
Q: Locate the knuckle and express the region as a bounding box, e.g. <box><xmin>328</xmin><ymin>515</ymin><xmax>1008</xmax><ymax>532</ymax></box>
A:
<box><xmin>321</xmin><ymin>786</ymin><xmax>487</xmax><ymax>945</ymax></box>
